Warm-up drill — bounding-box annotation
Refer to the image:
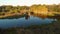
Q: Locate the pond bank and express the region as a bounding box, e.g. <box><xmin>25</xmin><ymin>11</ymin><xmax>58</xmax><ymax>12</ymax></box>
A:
<box><xmin>0</xmin><ymin>13</ymin><xmax>25</xmax><ymax>19</ymax></box>
<box><xmin>0</xmin><ymin>12</ymin><xmax>60</xmax><ymax>19</ymax></box>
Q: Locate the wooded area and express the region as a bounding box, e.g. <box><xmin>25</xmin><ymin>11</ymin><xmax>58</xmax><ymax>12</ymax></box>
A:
<box><xmin>0</xmin><ymin>4</ymin><xmax>60</xmax><ymax>17</ymax></box>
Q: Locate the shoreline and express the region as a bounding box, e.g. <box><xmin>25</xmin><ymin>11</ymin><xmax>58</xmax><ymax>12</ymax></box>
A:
<box><xmin>0</xmin><ymin>12</ymin><xmax>60</xmax><ymax>19</ymax></box>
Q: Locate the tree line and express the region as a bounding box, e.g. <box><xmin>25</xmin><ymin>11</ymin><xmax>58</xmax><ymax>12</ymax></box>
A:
<box><xmin>0</xmin><ymin>4</ymin><xmax>60</xmax><ymax>15</ymax></box>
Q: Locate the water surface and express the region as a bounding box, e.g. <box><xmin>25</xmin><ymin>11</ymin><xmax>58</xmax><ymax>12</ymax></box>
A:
<box><xmin>0</xmin><ymin>15</ymin><xmax>57</xmax><ymax>29</ymax></box>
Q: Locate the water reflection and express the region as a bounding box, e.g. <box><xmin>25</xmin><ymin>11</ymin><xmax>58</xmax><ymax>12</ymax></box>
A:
<box><xmin>24</xmin><ymin>12</ymin><xmax>30</xmax><ymax>20</ymax></box>
<box><xmin>0</xmin><ymin>14</ymin><xmax>59</xmax><ymax>29</ymax></box>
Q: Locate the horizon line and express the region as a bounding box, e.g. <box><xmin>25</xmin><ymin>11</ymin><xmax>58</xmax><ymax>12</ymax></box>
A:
<box><xmin>0</xmin><ymin>3</ymin><xmax>60</xmax><ymax>6</ymax></box>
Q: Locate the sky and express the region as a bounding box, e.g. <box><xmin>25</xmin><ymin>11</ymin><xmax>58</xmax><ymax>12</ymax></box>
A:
<box><xmin>0</xmin><ymin>0</ymin><xmax>60</xmax><ymax>6</ymax></box>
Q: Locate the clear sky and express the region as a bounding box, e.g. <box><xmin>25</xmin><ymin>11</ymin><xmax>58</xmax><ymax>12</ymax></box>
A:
<box><xmin>0</xmin><ymin>0</ymin><xmax>60</xmax><ymax>6</ymax></box>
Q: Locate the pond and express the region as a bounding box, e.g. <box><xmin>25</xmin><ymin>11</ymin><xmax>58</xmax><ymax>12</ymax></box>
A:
<box><xmin>0</xmin><ymin>15</ymin><xmax>57</xmax><ymax>29</ymax></box>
